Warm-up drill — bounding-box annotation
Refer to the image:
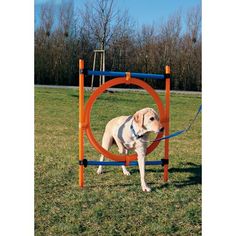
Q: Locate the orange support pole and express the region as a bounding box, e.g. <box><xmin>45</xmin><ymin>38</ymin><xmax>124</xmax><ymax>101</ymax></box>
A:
<box><xmin>164</xmin><ymin>65</ymin><xmax>170</xmax><ymax>182</ymax></box>
<box><xmin>79</xmin><ymin>59</ymin><xmax>85</xmax><ymax>188</ymax></box>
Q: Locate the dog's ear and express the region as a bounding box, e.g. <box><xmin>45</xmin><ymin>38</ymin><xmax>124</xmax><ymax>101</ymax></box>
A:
<box><xmin>133</xmin><ymin>111</ymin><xmax>144</xmax><ymax>129</ymax></box>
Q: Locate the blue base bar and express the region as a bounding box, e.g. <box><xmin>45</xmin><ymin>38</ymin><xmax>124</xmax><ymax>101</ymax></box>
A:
<box><xmin>87</xmin><ymin>70</ymin><xmax>165</xmax><ymax>80</ymax></box>
<box><xmin>87</xmin><ymin>160</ymin><xmax>163</xmax><ymax>166</ymax></box>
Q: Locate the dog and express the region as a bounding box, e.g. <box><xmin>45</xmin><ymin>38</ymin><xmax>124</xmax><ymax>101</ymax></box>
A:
<box><xmin>97</xmin><ymin>108</ymin><xmax>163</xmax><ymax>192</ymax></box>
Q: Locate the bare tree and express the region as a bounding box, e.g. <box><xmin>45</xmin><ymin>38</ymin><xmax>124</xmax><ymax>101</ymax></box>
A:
<box><xmin>35</xmin><ymin>2</ymin><xmax>56</xmax><ymax>84</ymax></box>
<box><xmin>82</xmin><ymin>0</ymin><xmax>118</xmax><ymax>50</ymax></box>
<box><xmin>136</xmin><ymin>25</ymin><xmax>157</xmax><ymax>74</ymax></box>
<box><xmin>81</xmin><ymin>0</ymin><xmax>123</xmax><ymax>87</ymax></box>
<box><xmin>158</xmin><ymin>11</ymin><xmax>182</xmax><ymax>64</ymax></box>
<box><xmin>182</xmin><ymin>5</ymin><xmax>202</xmax><ymax>90</ymax></box>
<box><xmin>39</xmin><ymin>2</ymin><xmax>55</xmax><ymax>36</ymax></box>
<box><xmin>157</xmin><ymin>11</ymin><xmax>182</xmax><ymax>89</ymax></box>
<box><xmin>186</xmin><ymin>5</ymin><xmax>201</xmax><ymax>43</ymax></box>
<box><xmin>108</xmin><ymin>10</ymin><xmax>136</xmax><ymax>71</ymax></box>
<box><xmin>59</xmin><ymin>0</ymin><xmax>75</xmax><ymax>37</ymax></box>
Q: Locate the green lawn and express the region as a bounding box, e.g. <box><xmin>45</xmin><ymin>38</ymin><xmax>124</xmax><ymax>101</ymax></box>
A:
<box><xmin>35</xmin><ymin>87</ymin><xmax>201</xmax><ymax>235</ymax></box>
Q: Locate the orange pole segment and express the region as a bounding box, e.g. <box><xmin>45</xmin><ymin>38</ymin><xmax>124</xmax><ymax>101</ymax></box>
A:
<box><xmin>125</xmin><ymin>72</ymin><xmax>131</xmax><ymax>83</ymax></box>
<box><xmin>164</xmin><ymin>65</ymin><xmax>170</xmax><ymax>182</ymax></box>
<box><xmin>79</xmin><ymin>59</ymin><xmax>85</xmax><ymax>188</ymax></box>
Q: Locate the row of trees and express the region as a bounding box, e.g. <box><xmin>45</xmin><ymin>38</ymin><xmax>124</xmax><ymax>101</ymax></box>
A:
<box><xmin>35</xmin><ymin>0</ymin><xmax>201</xmax><ymax>91</ymax></box>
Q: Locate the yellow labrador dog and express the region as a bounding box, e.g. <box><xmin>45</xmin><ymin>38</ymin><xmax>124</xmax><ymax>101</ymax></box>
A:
<box><xmin>97</xmin><ymin>108</ymin><xmax>163</xmax><ymax>192</ymax></box>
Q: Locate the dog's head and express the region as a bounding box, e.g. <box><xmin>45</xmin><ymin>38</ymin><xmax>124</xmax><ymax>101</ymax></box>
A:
<box><xmin>133</xmin><ymin>108</ymin><xmax>163</xmax><ymax>134</ymax></box>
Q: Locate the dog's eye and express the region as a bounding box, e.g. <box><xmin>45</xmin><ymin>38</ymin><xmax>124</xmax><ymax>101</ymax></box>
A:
<box><xmin>150</xmin><ymin>117</ymin><xmax>155</xmax><ymax>121</ymax></box>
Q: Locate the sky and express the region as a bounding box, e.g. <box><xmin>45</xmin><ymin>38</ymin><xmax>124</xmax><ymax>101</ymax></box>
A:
<box><xmin>35</xmin><ymin>0</ymin><xmax>201</xmax><ymax>30</ymax></box>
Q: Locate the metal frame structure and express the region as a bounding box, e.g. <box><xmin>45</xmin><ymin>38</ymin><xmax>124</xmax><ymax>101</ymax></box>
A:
<box><xmin>78</xmin><ymin>59</ymin><xmax>170</xmax><ymax>188</ymax></box>
<box><xmin>91</xmin><ymin>49</ymin><xmax>105</xmax><ymax>89</ymax></box>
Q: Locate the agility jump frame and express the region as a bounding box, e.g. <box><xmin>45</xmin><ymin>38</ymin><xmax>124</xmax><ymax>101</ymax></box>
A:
<box><xmin>78</xmin><ymin>59</ymin><xmax>170</xmax><ymax>188</ymax></box>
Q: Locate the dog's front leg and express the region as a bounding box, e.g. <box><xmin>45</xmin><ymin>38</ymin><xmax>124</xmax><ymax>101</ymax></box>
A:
<box><xmin>136</xmin><ymin>149</ymin><xmax>151</xmax><ymax>192</ymax></box>
<box><xmin>120</xmin><ymin>148</ymin><xmax>131</xmax><ymax>176</ymax></box>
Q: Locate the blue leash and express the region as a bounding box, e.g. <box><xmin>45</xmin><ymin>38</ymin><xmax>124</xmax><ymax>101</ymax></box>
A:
<box><xmin>152</xmin><ymin>104</ymin><xmax>202</xmax><ymax>142</ymax></box>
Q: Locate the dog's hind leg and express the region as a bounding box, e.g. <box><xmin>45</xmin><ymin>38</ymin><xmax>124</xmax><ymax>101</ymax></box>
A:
<box><xmin>116</xmin><ymin>143</ymin><xmax>131</xmax><ymax>176</ymax></box>
<box><xmin>97</xmin><ymin>132</ymin><xmax>113</xmax><ymax>174</ymax></box>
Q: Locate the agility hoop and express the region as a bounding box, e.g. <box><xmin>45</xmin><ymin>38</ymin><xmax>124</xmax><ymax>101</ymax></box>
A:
<box><xmin>78</xmin><ymin>59</ymin><xmax>171</xmax><ymax>187</ymax></box>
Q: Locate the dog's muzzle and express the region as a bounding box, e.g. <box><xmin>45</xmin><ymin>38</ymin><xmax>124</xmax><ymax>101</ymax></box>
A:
<box><xmin>155</xmin><ymin>127</ymin><xmax>164</xmax><ymax>134</ymax></box>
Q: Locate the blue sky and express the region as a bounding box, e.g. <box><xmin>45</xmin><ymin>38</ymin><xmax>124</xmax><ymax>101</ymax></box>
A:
<box><xmin>35</xmin><ymin>0</ymin><xmax>201</xmax><ymax>30</ymax></box>
<box><xmin>114</xmin><ymin>0</ymin><xmax>201</xmax><ymax>26</ymax></box>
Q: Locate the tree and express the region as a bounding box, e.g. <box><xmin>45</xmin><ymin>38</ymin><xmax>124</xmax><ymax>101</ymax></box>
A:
<box><xmin>81</xmin><ymin>0</ymin><xmax>133</xmax><ymax>87</ymax></box>
<box><xmin>157</xmin><ymin>11</ymin><xmax>182</xmax><ymax>90</ymax></box>
<box><xmin>35</xmin><ymin>2</ymin><xmax>56</xmax><ymax>84</ymax></box>
<box><xmin>82</xmin><ymin>0</ymin><xmax>118</xmax><ymax>50</ymax></box>
<box><xmin>108</xmin><ymin>10</ymin><xmax>136</xmax><ymax>71</ymax></box>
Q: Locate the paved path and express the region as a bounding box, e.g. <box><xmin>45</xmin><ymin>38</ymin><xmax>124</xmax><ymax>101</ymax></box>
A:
<box><xmin>35</xmin><ymin>85</ymin><xmax>201</xmax><ymax>96</ymax></box>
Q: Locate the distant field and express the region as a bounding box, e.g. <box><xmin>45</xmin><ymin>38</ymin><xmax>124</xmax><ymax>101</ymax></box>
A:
<box><xmin>35</xmin><ymin>87</ymin><xmax>201</xmax><ymax>235</ymax></box>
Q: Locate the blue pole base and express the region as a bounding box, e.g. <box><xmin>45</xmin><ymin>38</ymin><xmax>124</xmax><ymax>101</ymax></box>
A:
<box><xmin>78</xmin><ymin>159</ymin><xmax>168</xmax><ymax>167</ymax></box>
<box><xmin>86</xmin><ymin>160</ymin><xmax>163</xmax><ymax>166</ymax></box>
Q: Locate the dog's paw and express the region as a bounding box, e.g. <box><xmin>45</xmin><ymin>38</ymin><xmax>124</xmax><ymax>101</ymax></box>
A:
<box><xmin>97</xmin><ymin>167</ymin><xmax>103</xmax><ymax>174</ymax></box>
<box><xmin>123</xmin><ymin>170</ymin><xmax>131</xmax><ymax>176</ymax></box>
<box><xmin>142</xmin><ymin>185</ymin><xmax>151</xmax><ymax>192</ymax></box>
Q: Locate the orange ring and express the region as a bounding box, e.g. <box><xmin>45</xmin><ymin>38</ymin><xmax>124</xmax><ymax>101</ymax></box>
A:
<box><xmin>84</xmin><ymin>77</ymin><xmax>165</xmax><ymax>162</ymax></box>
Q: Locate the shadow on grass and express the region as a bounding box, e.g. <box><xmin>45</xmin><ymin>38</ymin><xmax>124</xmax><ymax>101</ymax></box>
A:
<box><xmin>168</xmin><ymin>162</ymin><xmax>201</xmax><ymax>188</ymax></box>
<box><xmin>129</xmin><ymin>168</ymin><xmax>161</xmax><ymax>174</ymax></box>
<box><xmin>88</xmin><ymin>181</ymin><xmax>157</xmax><ymax>189</ymax></box>
<box><xmin>87</xmin><ymin>161</ymin><xmax>201</xmax><ymax>190</ymax></box>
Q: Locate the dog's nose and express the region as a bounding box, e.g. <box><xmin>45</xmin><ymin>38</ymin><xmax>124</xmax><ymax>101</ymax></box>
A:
<box><xmin>159</xmin><ymin>127</ymin><xmax>164</xmax><ymax>132</ymax></box>
<box><xmin>155</xmin><ymin>126</ymin><xmax>164</xmax><ymax>134</ymax></box>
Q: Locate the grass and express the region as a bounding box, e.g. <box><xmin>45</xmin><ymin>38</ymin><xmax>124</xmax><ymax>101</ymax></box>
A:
<box><xmin>35</xmin><ymin>87</ymin><xmax>201</xmax><ymax>235</ymax></box>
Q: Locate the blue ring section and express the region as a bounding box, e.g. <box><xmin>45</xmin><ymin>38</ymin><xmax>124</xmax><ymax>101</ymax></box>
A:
<box><xmin>87</xmin><ymin>70</ymin><xmax>165</xmax><ymax>80</ymax></box>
